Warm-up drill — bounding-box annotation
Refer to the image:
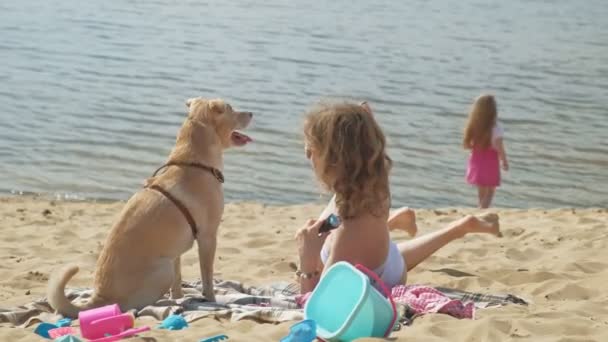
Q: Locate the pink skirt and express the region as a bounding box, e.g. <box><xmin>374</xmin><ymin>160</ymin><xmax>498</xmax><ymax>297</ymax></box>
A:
<box><xmin>466</xmin><ymin>148</ymin><xmax>500</xmax><ymax>187</ymax></box>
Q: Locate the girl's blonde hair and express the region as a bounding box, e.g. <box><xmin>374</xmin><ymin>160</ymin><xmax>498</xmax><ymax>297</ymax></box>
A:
<box><xmin>304</xmin><ymin>101</ymin><xmax>392</xmax><ymax>219</ymax></box>
<box><xmin>463</xmin><ymin>94</ymin><xmax>498</xmax><ymax>149</ymax></box>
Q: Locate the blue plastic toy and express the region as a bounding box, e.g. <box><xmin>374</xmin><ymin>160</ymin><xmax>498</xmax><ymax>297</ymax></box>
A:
<box><xmin>280</xmin><ymin>319</ymin><xmax>316</xmax><ymax>342</ymax></box>
<box><xmin>304</xmin><ymin>262</ymin><xmax>397</xmax><ymax>341</ymax></box>
<box><xmin>199</xmin><ymin>334</ymin><xmax>229</xmax><ymax>342</ymax></box>
<box><xmin>54</xmin><ymin>335</ymin><xmax>83</xmax><ymax>342</ymax></box>
<box><xmin>157</xmin><ymin>314</ymin><xmax>189</xmax><ymax>330</ymax></box>
<box><xmin>34</xmin><ymin>318</ymin><xmax>74</xmax><ymax>339</ymax></box>
<box><xmin>34</xmin><ymin>322</ymin><xmax>57</xmax><ymax>339</ymax></box>
<box><xmin>56</xmin><ymin>318</ymin><xmax>72</xmax><ymax>327</ymax></box>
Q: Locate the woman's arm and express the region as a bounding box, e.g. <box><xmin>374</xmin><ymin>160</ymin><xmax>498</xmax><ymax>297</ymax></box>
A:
<box><xmin>295</xmin><ymin>219</ymin><xmax>329</xmax><ymax>294</ymax></box>
<box><xmin>318</xmin><ymin>225</ymin><xmax>357</xmax><ymax>273</ymax></box>
<box><xmin>495</xmin><ymin>138</ymin><xmax>509</xmax><ymax>171</ymax></box>
<box><xmin>299</xmin><ymin>230</ymin><xmax>353</xmax><ymax>293</ymax></box>
<box><xmin>297</xmin><ymin>256</ymin><xmax>322</xmax><ymax>294</ymax></box>
<box><xmin>295</xmin><ymin>195</ymin><xmax>338</xmax><ymax>293</ymax></box>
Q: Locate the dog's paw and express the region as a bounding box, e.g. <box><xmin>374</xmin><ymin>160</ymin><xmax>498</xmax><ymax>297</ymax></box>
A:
<box><xmin>170</xmin><ymin>288</ymin><xmax>184</xmax><ymax>299</ymax></box>
<box><xmin>203</xmin><ymin>292</ymin><xmax>216</xmax><ymax>303</ymax></box>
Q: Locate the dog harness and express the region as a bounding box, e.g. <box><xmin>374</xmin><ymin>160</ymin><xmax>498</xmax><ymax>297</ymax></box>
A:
<box><xmin>145</xmin><ymin>161</ymin><xmax>224</xmax><ymax>237</ymax></box>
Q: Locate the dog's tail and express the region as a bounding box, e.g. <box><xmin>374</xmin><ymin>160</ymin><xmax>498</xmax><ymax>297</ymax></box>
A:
<box><xmin>47</xmin><ymin>265</ymin><xmax>106</xmax><ymax>318</ymax></box>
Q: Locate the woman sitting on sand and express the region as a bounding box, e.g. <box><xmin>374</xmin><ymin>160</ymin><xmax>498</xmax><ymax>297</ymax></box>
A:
<box><xmin>295</xmin><ymin>101</ymin><xmax>501</xmax><ymax>293</ymax></box>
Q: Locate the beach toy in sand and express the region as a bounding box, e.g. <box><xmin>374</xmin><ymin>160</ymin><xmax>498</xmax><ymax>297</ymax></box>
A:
<box><xmin>78</xmin><ymin>304</ymin><xmax>150</xmax><ymax>341</ymax></box>
<box><xmin>35</xmin><ymin>318</ymin><xmax>74</xmax><ymax>339</ymax></box>
<box><xmin>48</xmin><ymin>327</ymin><xmax>77</xmax><ymax>339</ymax></box>
<box><xmin>34</xmin><ymin>322</ymin><xmax>58</xmax><ymax>338</ymax></box>
<box><xmin>56</xmin><ymin>318</ymin><xmax>72</xmax><ymax>327</ymax></box>
<box><xmin>199</xmin><ymin>334</ymin><xmax>229</xmax><ymax>342</ymax></box>
<box><xmin>53</xmin><ymin>335</ymin><xmax>83</xmax><ymax>342</ymax></box>
<box><xmin>280</xmin><ymin>319</ymin><xmax>316</xmax><ymax>342</ymax></box>
<box><xmin>157</xmin><ymin>314</ymin><xmax>188</xmax><ymax>330</ymax></box>
<box><xmin>304</xmin><ymin>262</ymin><xmax>397</xmax><ymax>341</ymax></box>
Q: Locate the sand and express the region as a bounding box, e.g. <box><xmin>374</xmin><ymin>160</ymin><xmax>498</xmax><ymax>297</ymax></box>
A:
<box><xmin>1</xmin><ymin>196</ymin><xmax>607</xmax><ymax>341</ymax></box>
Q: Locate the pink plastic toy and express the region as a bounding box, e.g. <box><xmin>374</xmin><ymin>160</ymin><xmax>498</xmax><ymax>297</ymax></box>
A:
<box><xmin>78</xmin><ymin>304</ymin><xmax>150</xmax><ymax>341</ymax></box>
<box><xmin>48</xmin><ymin>326</ymin><xmax>77</xmax><ymax>339</ymax></box>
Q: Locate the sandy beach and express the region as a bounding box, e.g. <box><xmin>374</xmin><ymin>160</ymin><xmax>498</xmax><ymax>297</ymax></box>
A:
<box><xmin>1</xmin><ymin>196</ymin><xmax>607</xmax><ymax>341</ymax></box>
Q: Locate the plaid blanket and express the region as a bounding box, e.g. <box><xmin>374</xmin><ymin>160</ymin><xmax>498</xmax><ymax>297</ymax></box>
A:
<box><xmin>392</xmin><ymin>285</ymin><xmax>528</xmax><ymax>328</ymax></box>
<box><xmin>435</xmin><ymin>286</ymin><xmax>528</xmax><ymax>308</ymax></box>
<box><xmin>0</xmin><ymin>280</ymin><xmax>302</xmax><ymax>329</ymax></box>
<box><xmin>0</xmin><ymin>280</ymin><xmax>527</xmax><ymax>329</ymax></box>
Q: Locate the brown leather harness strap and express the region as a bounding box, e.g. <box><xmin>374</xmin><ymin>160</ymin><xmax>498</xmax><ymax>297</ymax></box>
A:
<box><xmin>145</xmin><ymin>161</ymin><xmax>225</xmax><ymax>237</ymax></box>
<box><xmin>152</xmin><ymin>161</ymin><xmax>224</xmax><ymax>183</ymax></box>
<box><xmin>147</xmin><ymin>184</ymin><xmax>199</xmax><ymax>237</ymax></box>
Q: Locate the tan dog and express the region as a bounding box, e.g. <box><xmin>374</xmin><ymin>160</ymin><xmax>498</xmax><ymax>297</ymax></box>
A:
<box><xmin>47</xmin><ymin>98</ymin><xmax>253</xmax><ymax>317</ymax></box>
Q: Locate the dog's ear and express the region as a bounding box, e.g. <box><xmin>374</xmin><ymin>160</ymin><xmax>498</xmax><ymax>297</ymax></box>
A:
<box><xmin>186</xmin><ymin>98</ymin><xmax>196</xmax><ymax>109</ymax></box>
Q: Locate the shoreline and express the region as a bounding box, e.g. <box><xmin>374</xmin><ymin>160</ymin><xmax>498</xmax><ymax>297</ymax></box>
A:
<box><xmin>2</xmin><ymin>192</ymin><xmax>605</xmax><ymax>210</ymax></box>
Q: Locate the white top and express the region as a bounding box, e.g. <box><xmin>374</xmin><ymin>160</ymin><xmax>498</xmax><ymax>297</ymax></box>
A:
<box><xmin>491</xmin><ymin>122</ymin><xmax>504</xmax><ymax>147</ymax></box>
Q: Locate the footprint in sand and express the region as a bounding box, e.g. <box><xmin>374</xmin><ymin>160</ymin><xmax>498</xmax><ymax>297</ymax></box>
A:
<box><xmin>246</xmin><ymin>230</ymin><xmax>272</xmax><ymax>239</ymax></box>
<box><xmin>222</xmin><ymin>231</ymin><xmax>240</xmax><ymax>239</ymax></box>
<box><xmin>24</xmin><ymin>271</ymin><xmax>48</xmax><ymax>282</ymax></box>
<box><xmin>577</xmin><ymin>217</ymin><xmax>601</xmax><ymax>225</ymax></box>
<box><xmin>508</xmin><ymin>227</ymin><xmax>525</xmax><ymax>237</ymax></box>
<box><xmin>245</xmin><ymin>238</ymin><xmax>273</xmax><ymax>248</ymax></box>
<box><xmin>565</xmin><ymin>261</ymin><xmax>608</xmax><ymax>275</ymax></box>
<box><xmin>218</xmin><ymin>247</ymin><xmax>240</xmax><ymax>255</ymax></box>
<box><xmin>544</xmin><ymin>283</ymin><xmax>596</xmax><ymax>301</ymax></box>
<box><xmin>505</xmin><ymin>247</ymin><xmax>542</xmax><ymax>261</ymax></box>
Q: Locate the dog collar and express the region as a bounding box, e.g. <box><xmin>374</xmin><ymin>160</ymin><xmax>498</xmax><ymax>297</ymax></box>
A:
<box><xmin>151</xmin><ymin>161</ymin><xmax>224</xmax><ymax>183</ymax></box>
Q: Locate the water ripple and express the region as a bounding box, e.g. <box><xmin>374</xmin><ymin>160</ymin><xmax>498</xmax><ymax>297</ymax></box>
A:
<box><xmin>0</xmin><ymin>0</ymin><xmax>606</xmax><ymax>208</ymax></box>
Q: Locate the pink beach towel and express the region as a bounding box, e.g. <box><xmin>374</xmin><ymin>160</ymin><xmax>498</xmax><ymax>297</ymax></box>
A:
<box><xmin>297</xmin><ymin>285</ymin><xmax>474</xmax><ymax>320</ymax></box>
<box><xmin>391</xmin><ymin>285</ymin><xmax>475</xmax><ymax>319</ymax></box>
<box><xmin>295</xmin><ymin>292</ymin><xmax>312</xmax><ymax>308</ymax></box>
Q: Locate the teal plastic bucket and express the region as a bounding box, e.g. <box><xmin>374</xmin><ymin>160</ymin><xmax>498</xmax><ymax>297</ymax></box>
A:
<box><xmin>304</xmin><ymin>262</ymin><xmax>397</xmax><ymax>341</ymax></box>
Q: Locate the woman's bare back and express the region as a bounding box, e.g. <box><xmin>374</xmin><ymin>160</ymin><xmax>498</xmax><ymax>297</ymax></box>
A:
<box><xmin>324</xmin><ymin>211</ymin><xmax>390</xmax><ymax>271</ymax></box>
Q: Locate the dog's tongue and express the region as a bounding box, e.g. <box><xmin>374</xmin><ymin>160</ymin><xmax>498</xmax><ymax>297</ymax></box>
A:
<box><xmin>231</xmin><ymin>131</ymin><xmax>252</xmax><ymax>146</ymax></box>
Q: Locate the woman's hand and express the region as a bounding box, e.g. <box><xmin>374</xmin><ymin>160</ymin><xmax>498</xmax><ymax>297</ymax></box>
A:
<box><xmin>295</xmin><ymin>219</ymin><xmax>330</xmax><ymax>270</ymax></box>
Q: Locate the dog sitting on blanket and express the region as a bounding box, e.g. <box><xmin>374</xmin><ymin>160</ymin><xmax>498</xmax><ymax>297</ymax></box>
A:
<box><xmin>47</xmin><ymin>98</ymin><xmax>253</xmax><ymax>318</ymax></box>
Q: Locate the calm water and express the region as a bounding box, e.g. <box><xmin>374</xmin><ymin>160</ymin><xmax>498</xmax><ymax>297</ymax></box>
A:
<box><xmin>1</xmin><ymin>0</ymin><xmax>607</xmax><ymax>208</ymax></box>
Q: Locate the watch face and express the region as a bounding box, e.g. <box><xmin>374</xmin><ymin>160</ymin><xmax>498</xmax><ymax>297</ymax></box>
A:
<box><xmin>328</xmin><ymin>214</ymin><xmax>341</xmax><ymax>227</ymax></box>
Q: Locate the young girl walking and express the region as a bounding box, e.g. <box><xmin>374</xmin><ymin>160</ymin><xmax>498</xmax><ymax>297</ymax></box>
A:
<box><xmin>463</xmin><ymin>94</ymin><xmax>509</xmax><ymax>208</ymax></box>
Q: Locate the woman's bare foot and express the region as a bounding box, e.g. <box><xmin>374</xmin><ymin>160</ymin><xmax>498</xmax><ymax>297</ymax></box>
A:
<box><xmin>388</xmin><ymin>207</ymin><xmax>418</xmax><ymax>236</ymax></box>
<box><xmin>456</xmin><ymin>213</ymin><xmax>502</xmax><ymax>237</ymax></box>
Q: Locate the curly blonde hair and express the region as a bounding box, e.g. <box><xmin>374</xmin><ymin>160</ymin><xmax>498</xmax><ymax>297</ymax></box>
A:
<box><xmin>463</xmin><ymin>94</ymin><xmax>497</xmax><ymax>149</ymax></box>
<box><xmin>304</xmin><ymin>101</ymin><xmax>392</xmax><ymax>219</ymax></box>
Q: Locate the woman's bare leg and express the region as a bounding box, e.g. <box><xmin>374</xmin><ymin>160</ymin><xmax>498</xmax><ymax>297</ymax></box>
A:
<box><xmin>388</xmin><ymin>207</ymin><xmax>417</xmax><ymax>236</ymax></box>
<box><xmin>398</xmin><ymin>214</ymin><xmax>501</xmax><ymax>271</ymax></box>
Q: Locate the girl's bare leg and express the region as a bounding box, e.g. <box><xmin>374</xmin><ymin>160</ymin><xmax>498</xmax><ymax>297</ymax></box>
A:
<box><xmin>397</xmin><ymin>213</ymin><xmax>501</xmax><ymax>271</ymax></box>
<box><xmin>481</xmin><ymin>187</ymin><xmax>496</xmax><ymax>208</ymax></box>
<box><xmin>477</xmin><ymin>186</ymin><xmax>488</xmax><ymax>208</ymax></box>
<box><xmin>388</xmin><ymin>207</ymin><xmax>417</xmax><ymax>236</ymax></box>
